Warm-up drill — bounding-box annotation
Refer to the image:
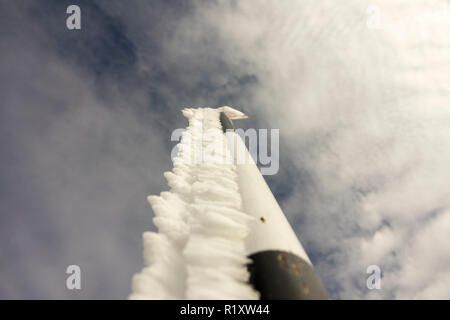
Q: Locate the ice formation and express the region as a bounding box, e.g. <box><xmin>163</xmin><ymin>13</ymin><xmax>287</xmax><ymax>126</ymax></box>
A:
<box><xmin>217</xmin><ymin>106</ymin><xmax>248</xmax><ymax>120</ymax></box>
<box><xmin>129</xmin><ymin>107</ymin><xmax>259</xmax><ymax>300</ymax></box>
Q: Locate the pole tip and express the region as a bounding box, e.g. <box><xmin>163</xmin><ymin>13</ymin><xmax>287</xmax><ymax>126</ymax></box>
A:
<box><xmin>218</xmin><ymin>106</ymin><xmax>248</xmax><ymax>120</ymax></box>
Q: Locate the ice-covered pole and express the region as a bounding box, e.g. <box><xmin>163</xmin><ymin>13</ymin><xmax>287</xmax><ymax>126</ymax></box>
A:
<box><xmin>220</xmin><ymin>109</ymin><xmax>329</xmax><ymax>300</ymax></box>
<box><xmin>130</xmin><ymin>107</ymin><xmax>260</xmax><ymax>300</ymax></box>
<box><xmin>130</xmin><ymin>107</ymin><xmax>327</xmax><ymax>300</ymax></box>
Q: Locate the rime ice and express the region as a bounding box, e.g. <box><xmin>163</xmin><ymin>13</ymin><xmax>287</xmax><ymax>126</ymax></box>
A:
<box><xmin>129</xmin><ymin>108</ymin><xmax>259</xmax><ymax>300</ymax></box>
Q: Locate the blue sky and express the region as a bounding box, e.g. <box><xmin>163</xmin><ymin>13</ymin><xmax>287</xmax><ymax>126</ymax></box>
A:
<box><xmin>1</xmin><ymin>0</ymin><xmax>450</xmax><ymax>299</ymax></box>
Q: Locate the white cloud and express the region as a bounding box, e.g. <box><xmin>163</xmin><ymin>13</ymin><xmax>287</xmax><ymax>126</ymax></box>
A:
<box><xmin>160</xmin><ymin>0</ymin><xmax>450</xmax><ymax>298</ymax></box>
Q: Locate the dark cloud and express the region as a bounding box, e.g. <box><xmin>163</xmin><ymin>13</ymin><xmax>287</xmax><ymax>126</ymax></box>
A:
<box><xmin>0</xmin><ymin>1</ymin><xmax>172</xmax><ymax>299</ymax></box>
<box><xmin>2</xmin><ymin>0</ymin><xmax>450</xmax><ymax>299</ymax></box>
<box><xmin>0</xmin><ymin>0</ymin><xmax>263</xmax><ymax>299</ymax></box>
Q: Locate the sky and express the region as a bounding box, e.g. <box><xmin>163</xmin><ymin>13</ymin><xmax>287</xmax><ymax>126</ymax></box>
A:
<box><xmin>1</xmin><ymin>0</ymin><xmax>450</xmax><ymax>299</ymax></box>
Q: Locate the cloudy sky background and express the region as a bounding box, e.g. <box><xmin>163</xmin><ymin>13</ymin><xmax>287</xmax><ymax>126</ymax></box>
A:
<box><xmin>1</xmin><ymin>0</ymin><xmax>450</xmax><ymax>299</ymax></box>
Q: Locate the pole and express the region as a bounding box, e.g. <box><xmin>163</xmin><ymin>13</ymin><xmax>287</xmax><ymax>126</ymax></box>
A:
<box><xmin>220</xmin><ymin>111</ymin><xmax>329</xmax><ymax>300</ymax></box>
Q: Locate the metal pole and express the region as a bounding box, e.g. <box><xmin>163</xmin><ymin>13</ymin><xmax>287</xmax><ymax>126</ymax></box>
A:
<box><xmin>220</xmin><ymin>112</ymin><xmax>329</xmax><ymax>300</ymax></box>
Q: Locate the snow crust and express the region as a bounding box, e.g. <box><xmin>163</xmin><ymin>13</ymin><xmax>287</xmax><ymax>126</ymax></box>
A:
<box><xmin>129</xmin><ymin>108</ymin><xmax>259</xmax><ymax>300</ymax></box>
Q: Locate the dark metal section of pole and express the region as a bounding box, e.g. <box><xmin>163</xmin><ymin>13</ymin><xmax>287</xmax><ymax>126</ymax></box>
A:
<box><xmin>220</xmin><ymin>112</ymin><xmax>234</xmax><ymax>132</ymax></box>
<box><xmin>247</xmin><ymin>250</ymin><xmax>329</xmax><ymax>300</ymax></box>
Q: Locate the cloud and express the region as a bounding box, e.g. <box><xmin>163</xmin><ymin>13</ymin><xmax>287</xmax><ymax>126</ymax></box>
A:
<box><xmin>388</xmin><ymin>209</ymin><xmax>450</xmax><ymax>299</ymax></box>
<box><xmin>2</xmin><ymin>0</ymin><xmax>450</xmax><ymax>299</ymax></box>
<box><xmin>0</xmin><ymin>1</ymin><xmax>174</xmax><ymax>298</ymax></box>
<box><xmin>155</xmin><ymin>0</ymin><xmax>450</xmax><ymax>298</ymax></box>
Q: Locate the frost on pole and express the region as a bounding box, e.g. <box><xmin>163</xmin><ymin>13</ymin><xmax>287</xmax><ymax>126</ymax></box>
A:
<box><xmin>129</xmin><ymin>107</ymin><xmax>259</xmax><ymax>300</ymax></box>
<box><xmin>129</xmin><ymin>106</ymin><xmax>328</xmax><ymax>300</ymax></box>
